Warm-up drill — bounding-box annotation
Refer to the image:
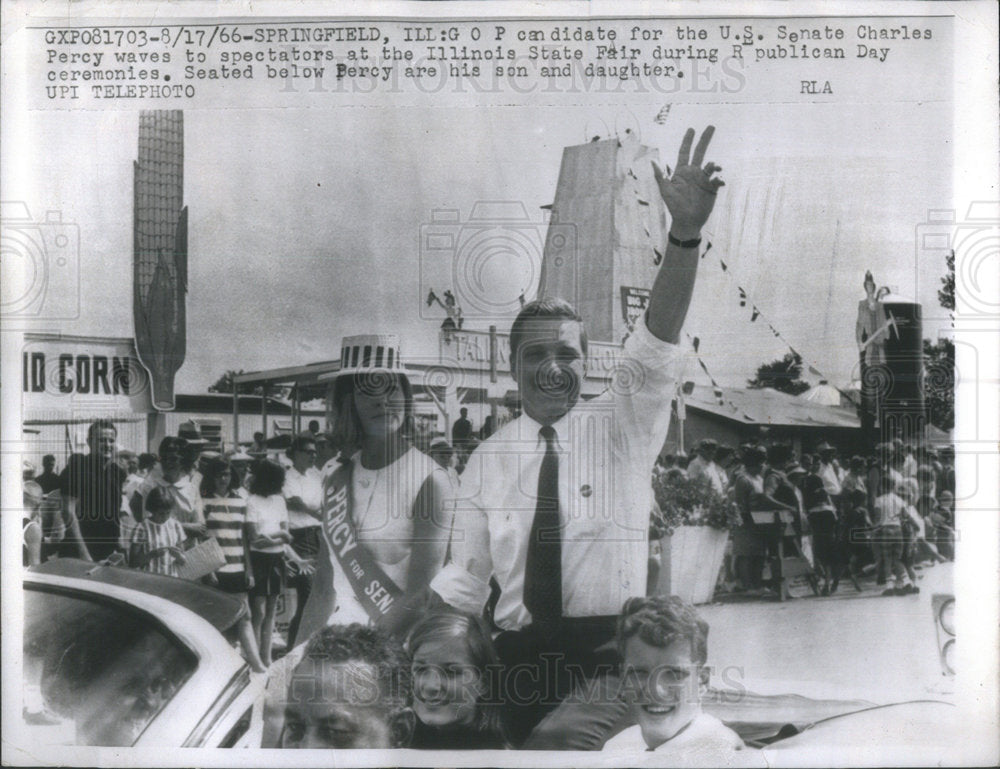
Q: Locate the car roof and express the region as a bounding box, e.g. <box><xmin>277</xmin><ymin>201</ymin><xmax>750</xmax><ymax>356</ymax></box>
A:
<box><xmin>27</xmin><ymin>559</ymin><xmax>246</xmax><ymax>633</ymax></box>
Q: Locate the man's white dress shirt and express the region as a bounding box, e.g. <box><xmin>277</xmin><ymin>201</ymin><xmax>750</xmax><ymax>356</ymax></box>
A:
<box><xmin>282</xmin><ymin>465</ymin><xmax>323</xmax><ymax>530</ymax></box>
<box><xmin>430</xmin><ymin>319</ymin><xmax>682</xmax><ymax>630</ymax></box>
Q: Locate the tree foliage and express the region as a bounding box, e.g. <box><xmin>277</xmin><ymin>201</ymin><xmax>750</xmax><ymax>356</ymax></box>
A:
<box><xmin>922</xmin><ymin>338</ymin><xmax>954</xmax><ymax>431</ymax></box>
<box><xmin>209</xmin><ymin>369</ymin><xmax>288</xmax><ymax>398</ymax></box>
<box><xmin>937</xmin><ymin>249</ymin><xmax>955</xmax><ymax>312</ymax></box>
<box><xmin>924</xmin><ymin>250</ymin><xmax>956</xmax><ymax>431</ymax></box>
<box><xmin>747</xmin><ymin>352</ymin><xmax>811</xmax><ymax>395</ymax></box>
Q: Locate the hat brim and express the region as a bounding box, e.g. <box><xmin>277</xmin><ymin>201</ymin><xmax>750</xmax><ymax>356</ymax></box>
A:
<box><xmin>319</xmin><ymin>367</ymin><xmax>408</xmax><ymax>382</ymax></box>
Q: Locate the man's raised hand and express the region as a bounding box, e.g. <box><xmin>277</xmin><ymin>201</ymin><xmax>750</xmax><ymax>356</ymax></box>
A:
<box><xmin>652</xmin><ymin>126</ymin><xmax>725</xmax><ymax>241</ymax></box>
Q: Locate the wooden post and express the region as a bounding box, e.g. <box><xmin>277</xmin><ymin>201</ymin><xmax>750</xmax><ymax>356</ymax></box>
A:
<box><xmin>261</xmin><ymin>384</ymin><xmax>268</xmax><ymax>439</ymax></box>
<box><xmin>677</xmin><ymin>390</ymin><xmax>686</xmax><ymax>456</ymax></box>
<box><xmin>489</xmin><ymin>325</ymin><xmax>498</xmax><ymax>384</ymax></box>
<box><xmin>232</xmin><ymin>390</ymin><xmax>239</xmax><ymax>450</ymax></box>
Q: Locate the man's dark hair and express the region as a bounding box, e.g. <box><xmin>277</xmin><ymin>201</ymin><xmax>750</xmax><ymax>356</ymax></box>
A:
<box><xmin>459</xmin><ymin>407</ymin><xmax>468</xmax><ymax>417</ymax></box>
<box><xmin>289</xmin><ymin>434</ymin><xmax>317</xmax><ymax>455</ymax></box>
<box><xmin>253</xmin><ymin>431</ymin><xmax>264</xmax><ymax>440</ymax></box>
<box><xmin>508</xmin><ymin>297</ymin><xmax>588</xmax><ymax>368</ymax></box>
<box><xmin>86</xmin><ymin>419</ymin><xmax>117</xmax><ymax>444</ymax></box>
<box><xmin>249</xmin><ymin>459</ymin><xmax>286</xmax><ymax>497</ymax></box>
<box><xmin>42</xmin><ymin>454</ymin><xmax>56</xmax><ymax>467</ymax></box>
<box><xmin>308</xmin><ymin>420</ymin><xmax>320</xmax><ymax>432</ymax></box>
<box><xmin>300</xmin><ymin>623</ymin><xmax>412</xmax><ymax>714</ymax></box>
<box><xmin>158</xmin><ymin>436</ymin><xmax>187</xmax><ymax>457</ymax></box>
<box><xmin>138</xmin><ymin>453</ymin><xmax>158</xmax><ymax>471</ymax></box>
<box><xmin>617</xmin><ymin>595</ymin><xmax>709</xmax><ymax>667</ymax></box>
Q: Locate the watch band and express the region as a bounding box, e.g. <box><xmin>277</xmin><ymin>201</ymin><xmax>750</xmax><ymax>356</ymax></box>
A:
<box><xmin>668</xmin><ymin>233</ymin><xmax>702</xmax><ymax>249</ymax></box>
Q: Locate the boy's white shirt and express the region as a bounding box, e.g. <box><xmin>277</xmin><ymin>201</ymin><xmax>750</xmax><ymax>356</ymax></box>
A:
<box><xmin>602</xmin><ymin>711</ymin><xmax>744</xmax><ymax>755</ymax></box>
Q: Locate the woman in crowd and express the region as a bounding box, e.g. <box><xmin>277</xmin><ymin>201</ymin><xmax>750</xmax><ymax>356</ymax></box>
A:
<box><xmin>201</xmin><ymin>456</ymin><xmax>267</xmax><ymax>673</ymax></box>
<box><xmin>800</xmin><ymin>453</ymin><xmax>841</xmax><ymax>595</ymax></box>
<box><xmin>406</xmin><ymin>611</ymin><xmax>510</xmax><ymax>749</ymax></box>
<box><xmin>246</xmin><ymin>459</ymin><xmax>293</xmax><ymax>666</ymax></box>
<box><xmin>296</xmin><ymin>335</ymin><xmax>450</xmax><ymax>645</ymax></box>
<box><xmin>130</xmin><ymin>436</ymin><xmax>206</xmax><ymax>540</ymax></box>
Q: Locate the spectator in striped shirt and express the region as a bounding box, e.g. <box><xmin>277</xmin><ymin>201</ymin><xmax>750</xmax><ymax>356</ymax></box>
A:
<box><xmin>202</xmin><ymin>457</ymin><xmax>267</xmax><ymax>673</ymax></box>
<box><xmin>129</xmin><ymin>486</ymin><xmax>186</xmax><ymax>578</ymax></box>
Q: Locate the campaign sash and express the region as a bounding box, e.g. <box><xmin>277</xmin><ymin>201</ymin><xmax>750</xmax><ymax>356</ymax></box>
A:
<box><xmin>320</xmin><ymin>460</ymin><xmax>403</xmax><ymax>623</ymax></box>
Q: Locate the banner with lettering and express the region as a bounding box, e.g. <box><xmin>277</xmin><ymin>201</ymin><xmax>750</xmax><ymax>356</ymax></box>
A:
<box><xmin>319</xmin><ymin>460</ymin><xmax>403</xmax><ymax>623</ymax></box>
<box><xmin>620</xmin><ymin>285</ymin><xmax>651</xmax><ymax>335</ymax></box>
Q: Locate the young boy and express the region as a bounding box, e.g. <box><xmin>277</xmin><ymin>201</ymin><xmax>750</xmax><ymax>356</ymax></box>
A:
<box><xmin>129</xmin><ymin>486</ymin><xmax>187</xmax><ymax>577</ymax></box>
<box><xmin>871</xmin><ymin>477</ymin><xmax>916</xmax><ymax>596</ymax></box>
<box><xmin>603</xmin><ymin>595</ymin><xmax>744</xmax><ymax>757</ymax></box>
<box><xmin>278</xmin><ymin>623</ymin><xmax>415</xmax><ymax>749</ymax></box>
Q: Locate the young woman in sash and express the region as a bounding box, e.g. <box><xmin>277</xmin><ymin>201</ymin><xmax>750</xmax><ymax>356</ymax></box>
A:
<box><xmin>296</xmin><ymin>335</ymin><xmax>451</xmax><ymax>645</ymax></box>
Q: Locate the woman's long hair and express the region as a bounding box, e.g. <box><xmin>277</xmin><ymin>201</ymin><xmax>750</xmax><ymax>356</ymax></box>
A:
<box><xmin>330</xmin><ymin>372</ymin><xmax>414</xmax><ymax>458</ymax></box>
<box><xmin>405</xmin><ymin>610</ymin><xmax>510</xmax><ymax>748</ymax></box>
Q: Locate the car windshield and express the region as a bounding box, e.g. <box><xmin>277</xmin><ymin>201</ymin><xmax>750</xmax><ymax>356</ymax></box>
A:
<box><xmin>24</xmin><ymin>588</ymin><xmax>198</xmax><ymax>746</ymax></box>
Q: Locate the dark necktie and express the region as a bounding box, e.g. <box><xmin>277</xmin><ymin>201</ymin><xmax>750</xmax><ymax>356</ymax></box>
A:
<box><xmin>524</xmin><ymin>425</ymin><xmax>562</xmax><ymax>624</ymax></box>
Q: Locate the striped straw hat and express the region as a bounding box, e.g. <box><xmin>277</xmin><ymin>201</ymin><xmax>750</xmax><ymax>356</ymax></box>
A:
<box><xmin>321</xmin><ymin>334</ymin><xmax>406</xmax><ymax>380</ymax></box>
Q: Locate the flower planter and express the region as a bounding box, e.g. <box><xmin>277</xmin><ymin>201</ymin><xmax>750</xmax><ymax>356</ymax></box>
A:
<box><xmin>656</xmin><ymin>526</ymin><xmax>729</xmax><ymax>604</ymax></box>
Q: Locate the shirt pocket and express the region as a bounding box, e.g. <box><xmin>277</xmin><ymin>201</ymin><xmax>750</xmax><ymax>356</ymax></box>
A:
<box><xmin>564</xmin><ymin>475</ymin><xmax>608</xmax><ymax>541</ymax></box>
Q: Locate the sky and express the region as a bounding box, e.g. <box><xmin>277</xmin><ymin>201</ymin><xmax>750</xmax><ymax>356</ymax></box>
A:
<box><xmin>10</xmin><ymin>98</ymin><xmax>952</xmax><ymax>396</ymax></box>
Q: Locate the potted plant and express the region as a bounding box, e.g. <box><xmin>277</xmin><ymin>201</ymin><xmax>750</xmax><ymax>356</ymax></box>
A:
<box><xmin>650</xmin><ymin>471</ymin><xmax>740</xmax><ymax>604</ymax></box>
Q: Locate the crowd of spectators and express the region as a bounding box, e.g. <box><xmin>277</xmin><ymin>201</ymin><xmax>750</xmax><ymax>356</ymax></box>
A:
<box><xmin>653</xmin><ymin>437</ymin><xmax>955</xmax><ymax>599</ymax></box>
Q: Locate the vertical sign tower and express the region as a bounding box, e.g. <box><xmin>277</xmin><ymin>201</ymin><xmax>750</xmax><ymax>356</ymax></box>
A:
<box><xmin>133</xmin><ymin>110</ymin><xmax>187</xmax><ymax>412</ymax></box>
<box><xmin>878</xmin><ymin>294</ymin><xmax>926</xmax><ymax>447</ymax></box>
<box><xmin>537</xmin><ymin>132</ymin><xmax>667</xmax><ymax>344</ymax></box>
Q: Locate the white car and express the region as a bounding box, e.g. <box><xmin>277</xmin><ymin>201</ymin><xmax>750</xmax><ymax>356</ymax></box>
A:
<box><xmin>21</xmin><ymin>559</ymin><xmax>957</xmax><ymax>759</ymax></box>
<box><xmin>22</xmin><ymin>559</ymin><xmax>267</xmax><ymax>748</ymax></box>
